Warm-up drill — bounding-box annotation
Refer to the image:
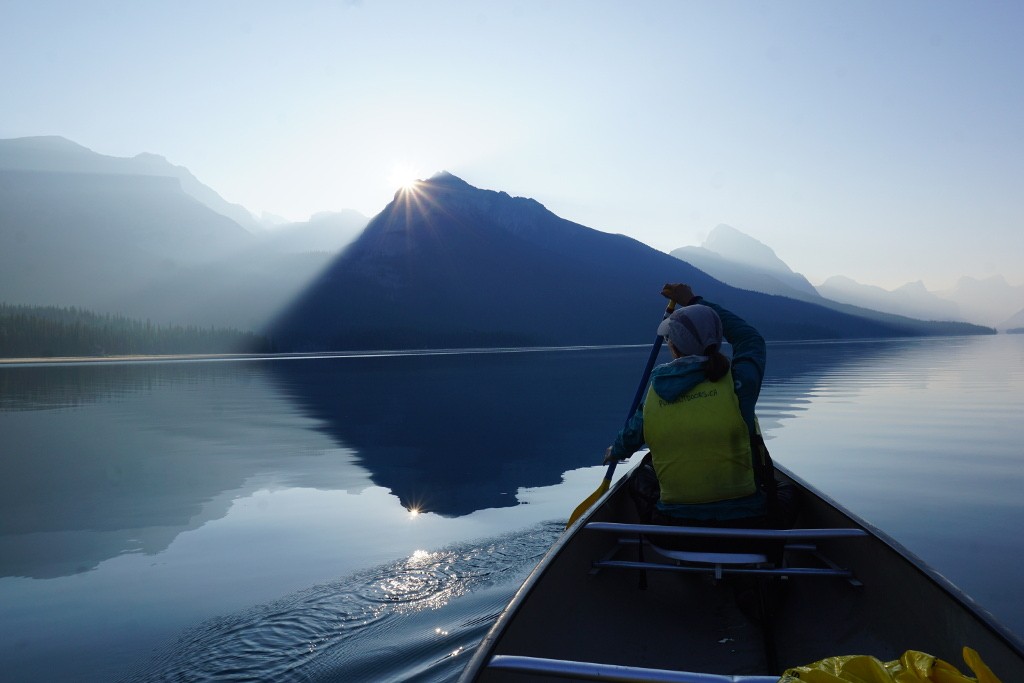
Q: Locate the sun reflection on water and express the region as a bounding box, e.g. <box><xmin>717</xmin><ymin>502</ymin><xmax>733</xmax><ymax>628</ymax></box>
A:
<box><xmin>370</xmin><ymin>548</ymin><xmax>468</xmax><ymax>613</ymax></box>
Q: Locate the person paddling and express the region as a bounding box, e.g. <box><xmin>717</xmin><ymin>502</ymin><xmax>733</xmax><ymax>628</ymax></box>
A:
<box><xmin>604</xmin><ymin>283</ymin><xmax>794</xmax><ymax>527</ymax></box>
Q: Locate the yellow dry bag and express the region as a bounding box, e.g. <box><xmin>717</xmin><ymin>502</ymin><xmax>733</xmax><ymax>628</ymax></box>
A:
<box><xmin>777</xmin><ymin>647</ymin><xmax>1001</xmax><ymax>683</ymax></box>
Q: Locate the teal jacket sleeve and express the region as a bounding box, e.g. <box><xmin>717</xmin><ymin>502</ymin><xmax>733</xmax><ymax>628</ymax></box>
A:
<box><xmin>699</xmin><ymin>298</ymin><xmax>766</xmax><ymax>432</ymax></box>
<box><xmin>609</xmin><ymin>390</ymin><xmax>648</xmax><ymax>460</ymax></box>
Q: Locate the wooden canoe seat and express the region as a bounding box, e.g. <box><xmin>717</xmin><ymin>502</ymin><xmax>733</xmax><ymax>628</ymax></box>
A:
<box><xmin>585</xmin><ymin>522</ymin><xmax>868</xmax><ymax>581</ymax></box>
<box><xmin>487</xmin><ymin>654</ymin><xmax>780</xmax><ymax>682</ymax></box>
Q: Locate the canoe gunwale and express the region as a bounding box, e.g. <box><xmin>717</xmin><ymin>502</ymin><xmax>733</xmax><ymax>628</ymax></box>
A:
<box><xmin>456</xmin><ymin>469</ymin><xmax>620</xmax><ymax>682</ymax></box>
<box><xmin>774</xmin><ymin>464</ymin><xmax>1024</xmax><ymax>660</ymax></box>
<box><xmin>487</xmin><ymin>654</ymin><xmax>780</xmax><ymax>682</ymax></box>
<box><xmin>457</xmin><ymin>459</ymin><xmax>1024</xmax><ymax>682</ymax></box>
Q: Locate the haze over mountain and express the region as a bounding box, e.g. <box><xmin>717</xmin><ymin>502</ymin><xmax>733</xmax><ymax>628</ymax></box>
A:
<box><xmin>0</xmin><ymin>167</ymin><xmax>252</xmax><ymax>311</ymax></box>
<box><xmin>267</xmin><ymin>173</ymin><xmax>986</xmax><ymax>351</ymax></box>
<box><xmin>670</xmin><ymin>225</ymin><xmax>822</xmax><ymax>303</ymax></box>
<box><xmin>256</xmin><ymin>210</ymin><xmax>369</xmax><ymax>255</ymax></box>
<box><xmin>814</xmin><ymin>275</ymin><xmax>1024</xmax><ymax>329</ymax></box>
<box><xmin>671</xmin><ymin>224</ymin><xmax>1020</xmax><ymax>330</ymax></box>
<box><xmin>0</xmin><ymin>136</ymin><xmax>263</xmax><ymax>232</ymax></box>
<box><xmin>817</xmin><ymin>276</ymin><xmax>962</xmax><ymax>323</ymax></box>
<box><xmin>0</xmin><ymin>136</ymin><xmax>999</xmax><ymax>344</ymax></box>
<box><xmin>1004</xmin><ymin>309</ymin><xmax>1024</xmax><ymax>332</ymax></box>
<box><xmin>938</xmin><ymin>276</ymin><xmax>1024</xmax><ymax>329</ymax></box>
<box><xmin>0</xmin><ymin>137</ymin><xmax>353</xmax><ymax>330</ymax></box>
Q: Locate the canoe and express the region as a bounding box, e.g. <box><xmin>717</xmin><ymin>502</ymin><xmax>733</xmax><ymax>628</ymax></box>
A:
<box><xmin>458</xmin><ymin>460</ymin><xmax>1024</xmax><ymax>682</ymax></box>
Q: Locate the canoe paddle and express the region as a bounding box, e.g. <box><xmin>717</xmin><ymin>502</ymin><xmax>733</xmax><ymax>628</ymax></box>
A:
<box><xmin>565</xmin><ymin>299</ymin><xmax>677</xmax><ymax>529</ymax></box>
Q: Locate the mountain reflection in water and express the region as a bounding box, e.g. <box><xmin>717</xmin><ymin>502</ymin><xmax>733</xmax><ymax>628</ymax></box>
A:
<box><xmin>3</xmin><ymin>337</ymin><xmax>1023</xmax><ymax>683</ymax></box>
<box><xmin>0</xmin><ymin>341</ymin><xmax>900</xmax><ymax>580</ymax></box>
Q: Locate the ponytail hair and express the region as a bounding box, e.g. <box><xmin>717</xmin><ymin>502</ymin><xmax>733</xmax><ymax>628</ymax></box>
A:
<box><xmin>703</xmin><ymin>344</ymin><xmax>730</xmax><ymax>382</ymax></box>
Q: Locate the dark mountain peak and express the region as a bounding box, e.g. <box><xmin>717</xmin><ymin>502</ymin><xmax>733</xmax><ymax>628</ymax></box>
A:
<box><xmin>415</xmin><ymin>172</ymin><xmax>542</xmax><ymax>211</ymax></box>
<box><xmin>425</xmin><ymin>170</ymin><xmax>473</xmax><ymax>189</ymax></box>
<box><xmin>384</xmin><ymin>171</ymin><xmax>472</xmax><ymax>206</ymax></box>
<box><xmin>357</xmin><ymin>175</ymin><xmax>516</xmax><ymax>260</ymax></box>
<box><xmin>375</xmin><ymin>172</ymin><xmax>551</xmax><ymax>242</ymax></box>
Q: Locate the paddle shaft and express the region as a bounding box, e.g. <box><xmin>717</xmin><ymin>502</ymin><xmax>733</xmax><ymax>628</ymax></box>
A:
<box><xmin>564</xmin><ymin>300</ymin><xmax>677</xmax><ymax>529</ymax></box>
<box><xmin>601</xmin><ymin>301</ymin><xmax>675</xmax><ymax>484</ymax></box>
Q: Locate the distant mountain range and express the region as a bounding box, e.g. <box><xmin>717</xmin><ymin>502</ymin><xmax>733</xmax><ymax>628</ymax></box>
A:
<box><xmin>936</xmin><ymin>276</ymin><xmax>1024</xmax><ymax>329</ymax></box>
<box><xmin>816</xmin><ymin>276</ymin><xmax>960</xmax><ymax>322</ymax></box>
<box><xmin>670</xmin><ymin>225</ymin><xmax>822</xmax><ymax>303</ymax></box>
<box><xmin>266</xmin><ymin>173</ymin><xmax>986</xmax><ymax>350</ymax></box>
<box><xmin>816</xmin><ymin>274</ymin><xmax>1024</xmax><ymax>329</ymax></box>
<box><xmin>0</xmin><ymin>136</ymin><xmax>1000</xmax><ymax>347</ymax></box>
<box><xmin>254</xmin><ymin>210</ymin><xmax>369</xmax><ymax>255</ymax></box>
<box><xmin>0</xmin><ymin>135</ymin><xmax>263</xmax><ymax>232</ymax></box>
<box><xmin>0</xmin><ymin>136</ymin><xmax>365</xmax><ymax>330</ymax></box>
<box><xmin>673</xmin><ymin>225</ymin><xmax>1021</xmax><ymax>330</ymax></box>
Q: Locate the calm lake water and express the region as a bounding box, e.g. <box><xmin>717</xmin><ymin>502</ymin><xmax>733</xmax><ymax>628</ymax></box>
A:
<box><xmin>1</xmin><ymin>335</ymin><xmax>1023</xmax><ymax>681</ymax></box>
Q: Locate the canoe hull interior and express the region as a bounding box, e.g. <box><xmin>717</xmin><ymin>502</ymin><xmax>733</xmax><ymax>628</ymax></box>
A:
<box><xmin>460</xmin><ymin>462</ymin><xmax>1024</xmax><ymax>682</ymax></box>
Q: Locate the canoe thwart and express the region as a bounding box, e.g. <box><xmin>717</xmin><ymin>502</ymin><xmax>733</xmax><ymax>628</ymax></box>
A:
<box><xmin>584</xmin><ymin>522</ymin><xmax>869</xmax><ymax>541</ymax></box>
<box><xmin>592</xmin><ymin>558</ymin><xmax>855</xmax><ymax>579</ymax></box>
<box><xmin>487</xmin><ymin>654</ymin><xmax>779</xmax><ymax>682</ymax></box>
<box><xmin>587</xmin><ymin>522</ymin><xmax>867</xmax><ymax>582</ymax></box>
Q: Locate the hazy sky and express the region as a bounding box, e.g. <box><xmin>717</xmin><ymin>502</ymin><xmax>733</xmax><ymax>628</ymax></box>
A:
<box><xmin>2</xmin><ymin>1</ymin><xmax>1022</xmax><ymax>291</ymax></box>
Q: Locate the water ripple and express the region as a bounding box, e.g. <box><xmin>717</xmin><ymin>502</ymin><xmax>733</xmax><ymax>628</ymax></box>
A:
<box><xmin>121</xmin><ymin>521</ymin><xmax>561</xmax><ymax>682</ymax></box>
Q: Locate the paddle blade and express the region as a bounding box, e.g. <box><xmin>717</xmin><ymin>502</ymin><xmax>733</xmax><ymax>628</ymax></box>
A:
<box><xmin>565</xmin><ymin>478</ymin><xmax>610</xmax><ymax>529</ymax></box>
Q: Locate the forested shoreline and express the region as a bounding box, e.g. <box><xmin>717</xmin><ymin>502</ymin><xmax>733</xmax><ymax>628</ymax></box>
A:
<box><xmin>0</xmin><ymin>304</ymin><xmax>271</xmax><ymax>358</ymax></box>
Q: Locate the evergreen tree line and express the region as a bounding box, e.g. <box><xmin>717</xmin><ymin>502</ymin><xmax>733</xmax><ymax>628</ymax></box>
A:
<box><xmin>0</xmin><ymin>304</ymin><xmax>272</xmax><ymax>358</ymax></box>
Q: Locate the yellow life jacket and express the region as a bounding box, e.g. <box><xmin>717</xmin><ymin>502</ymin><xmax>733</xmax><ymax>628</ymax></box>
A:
<box><xmin>642</xmin><ymin>369</ymin><xmax>757</xmax><ymax>505</ymax></box>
